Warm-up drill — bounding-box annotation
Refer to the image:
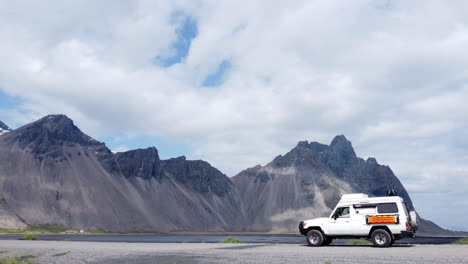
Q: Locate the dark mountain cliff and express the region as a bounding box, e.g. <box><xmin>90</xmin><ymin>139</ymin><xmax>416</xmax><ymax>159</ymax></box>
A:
<box><xmin>313</xmin><ymin>135</ymin><xmax>413</xmax><ymax>210</ymax></box>
<box><xmin>116</xmin><ymin>147</ymin><xmax>163</xmax><ymax>180</ymax></box>
<box><xmin>162</xmin><ymin>156</ymin><xmax>232</xmax><ymax>197</ymax></box>
<box><xmin>0</xmin><ymin>115</ymin><xmax>448</xmax><ymax>234</ymax></box>
<box><xmin>233</xmin><ymin>136</ymin><xmax>446</xmax><ymax>234</ymax></box>
<box><xmin>0</xmin><ymin>120</ymin><xmax>12</xmax><ymax>136</ymax></box>
<box><xmin>0</xmin><ymin>115</ymin><xmax>243</xmax><ymax>232</ymax></box>
<box><xmin>0</xmin><ymin>120</ymin><xmax>26</xmax><ymax>228</ymax></box>
<box><xmin>0</xmin><ymin>120</ymin><xmax>10</xmax><ymax>131</ymax></box>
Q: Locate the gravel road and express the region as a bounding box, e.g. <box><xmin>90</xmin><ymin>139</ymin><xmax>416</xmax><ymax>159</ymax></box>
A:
<box><xmin>1</xmin><ymin>240</ymin><xmax>467</xmax><ymax>264</ymax></box>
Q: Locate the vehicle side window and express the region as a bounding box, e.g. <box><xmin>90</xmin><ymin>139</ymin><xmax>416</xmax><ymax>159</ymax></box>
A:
<box><xmin>334</xmin><ymin>207</ymin><xmax>350</xmax><ymax>218</ymax></box>
<box><xmin>377</xmin><ymin>203</ymin><xmax>398</xmax><ymax>214</ymax></box>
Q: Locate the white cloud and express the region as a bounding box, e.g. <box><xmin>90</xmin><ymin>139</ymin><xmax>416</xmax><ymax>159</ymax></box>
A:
<box><xmin>1</xmin><ymin>0</ymin><xmax>468</xmax><ymax>229</ymax></box>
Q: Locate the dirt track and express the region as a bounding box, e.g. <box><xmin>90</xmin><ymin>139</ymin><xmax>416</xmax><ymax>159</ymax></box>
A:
<box><xmin>1</xmin><ymin>240</ymin><xmax>467</xmax><ymax>264</ymax></box>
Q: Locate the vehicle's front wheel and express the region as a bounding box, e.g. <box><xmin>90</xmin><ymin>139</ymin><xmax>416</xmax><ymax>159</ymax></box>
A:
<box><xmin>371</xmin><ymin>229</ymin><xmax>392</xmax><ymax>247</ymax></box>
<box><xmin>306</xmin><ymin>229</ymin><xmax>324</xmax><ymax>247</ymax></box>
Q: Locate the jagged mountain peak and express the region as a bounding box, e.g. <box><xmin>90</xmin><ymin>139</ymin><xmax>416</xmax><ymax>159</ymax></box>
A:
<box><xmin>0</xmin><ymin>120</ymin><xmax>12</xmax><ymax>135</ymax></box>
<box><xmin>268</xmin><ymin>136</ymin><xmax>357</xmax><ymax>168</ymax></box>
<box><xmin>292</xmin><ymin>135</ymin><xmax>356</xmax><ymax>155</ymax></box>
<box><xmin>173</xmin><ymin>155</ymin><xmax>187</xmax><ymax>161</ymax></box>
<box><xmin>296</xmin><ymin>140</ymin><xmax>310</xmax><ymax>148</ymax></box>
<box><xmin>0</xmin><ymin>115</ymin><xmax>244</xmax><ymax>232</ymax></box>
<box><xmin>233</xmin><ymin>134</ymin><xmax>425</xmax><ymax>232</ymax></box>
<box><xmin>161</xmin><ymin>156</ymin><xmax>232</xmax><ymax>197</ymax></box>
<box><xmin>31</xmin><ymin>114</ymin><xmax>79</xmax><ymax>131</ymax></box>
<box><xmin>329</xmin><ymin>135</ymin><xmax>356</xmax><ymax>157</ymax></box>
<box><xmin>366</xmin><ymin>157</ymin><xmax>378</xmax><ymax>165</ymax></box>
<box><xmin>41</xmin><ymin>114</ymin><xmax>70</xmax><ymax>121</ymax></box>
<box><xmin>117</xmin><ymin>146</ymin><xmax>159</xmax><ymax>155</ymax></box>
<box><xmin>0</xmin><ymin>120</ymin><xmax>11</xmax><ymax>131</ymax></box>
<box><xmin>115</xmin><ymin>147</ymin><xmax>162</xmax><ymax>180</ymax></box>
<box><xmin>294</xmin><ymin>140</ymin><xmax>328</xmax><ymax>150</ymax></box>
<box><xmin>4</xmin><ymin>114</ymin><xmax>102</xmax><ymax>157</ymax></box>
<box><xmin>330</xmin><ymin>134</ymin><xmax>349</xmax><ymax>145</ymax></box>
<box><xmin>0</xmin><ymin>115</ymin><xmax>449</xmax><ymax>234</ymax></box>
<box><xmin>17</xmin><ymin>114</ymin><xmax>96</xmax><ymax>143</ymax></box>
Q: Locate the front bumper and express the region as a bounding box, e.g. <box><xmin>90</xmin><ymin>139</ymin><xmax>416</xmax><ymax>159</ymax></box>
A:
<box><xmin>401</xmin><ymin>231</ymin><xmax>415</xmax><ymax>238</ymax></box>
<box><xmin>299</xmin><ymin>221</ymin><xmax>307</xmax><ymax>235</ymax></box>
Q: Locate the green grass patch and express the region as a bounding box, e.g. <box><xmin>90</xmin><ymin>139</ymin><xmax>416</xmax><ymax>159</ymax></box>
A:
<box><xmin>347</xmin><ymin>239</ymin><xmax>372</xmax><ymax>245</ymax></box>
<box><xmin>0</xmin><ymin>256</ymin><xmax>32</xmax><ymax>264</ymax></box>
<box><xmin>22</xmin><ymin>235</ymin><xmax>38</xmax><ymax>241</ymax></box>
<box><xmin>53</xmin><ymin>252</ymin><xmax>70</xmax><ymax>257</ymax></box>
<box><xmin>0</xmin><ymin>229</ymin><xmax>21</xmax><ymax>234</ymax></box>
<box><xmin>220</xmin><ymin>237</ymin><xmax>243</xmax><ymax>243</ymax></box>
<box><xmin>452</xmin><ymin>238</ymin><xmax>468</xmax><ymax>244</ymax></box>
<box><xmin>0</xmin><ymin>254</ymin><xmax>36</xmax><ymax>264</ymax></box>
<box><xmin>23</xmin><ymin>225</ymin><xmax>69</xmax><ymax>234</ymax></box>
<box><xmin>86</xmin><ymin>228</ymin><xmax>109</xmax><ymax>234</ymax></box>
<box><xmin>0</xmin><ymin>226</ymin><xmax>109</xmax><ymax>235</ymax></box>
<box><xmin>0</xmin><ymin>225</ymin><xmax>71</xmax><ymax>234</ymax></box>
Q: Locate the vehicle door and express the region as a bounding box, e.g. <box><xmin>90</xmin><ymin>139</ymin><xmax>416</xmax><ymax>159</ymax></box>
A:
<box><xmin>350</xmin><ymin>206</ymin><xmax>374</xmax><ymax>235</ymax></box>
<box><xmin>327</xmin><ymin>206</ymin><xmax>351</xmax><ymax>235</ymax></box>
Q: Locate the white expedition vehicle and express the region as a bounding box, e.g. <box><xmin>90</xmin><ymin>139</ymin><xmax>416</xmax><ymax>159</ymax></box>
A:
<box><xmin>299</xmin><ymin>193</ymin><xmax>418</xmax><ymax>247</ymax></box>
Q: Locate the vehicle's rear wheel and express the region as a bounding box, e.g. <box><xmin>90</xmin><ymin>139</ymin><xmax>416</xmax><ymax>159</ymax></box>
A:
<box><xmin>306</xmin><ymin>229</ymin><xmax>324</xmax><ymax>247</ymax></box>
<box><xmin>323</xmin><ymin>237</ymin><xmax>333</xmax><ymax>246</ymax></box>
<box><xmin>371</xmin><ymin>229</ymin><xmax>392</xmax><ymax>247</ymax></box>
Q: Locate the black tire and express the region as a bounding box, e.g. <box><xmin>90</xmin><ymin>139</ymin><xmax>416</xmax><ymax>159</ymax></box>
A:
<box><xmin>306</xmin><ymin>229</ymin><xmax>324</xmax><ymax>247</ymax></box>
<box><xmin>323</xmin><ymin>237</ymin><xmax>333</xmax><ymax>246</ymax></box>
<box><xmin>371</xmin><ymin>229</ymin><xmax>392</xmax><ymax>247</ymax></box>
<box><xmin>389</xmin><ymin>238</ymin><xmax>395</xmax><ymax>246</ymax></box>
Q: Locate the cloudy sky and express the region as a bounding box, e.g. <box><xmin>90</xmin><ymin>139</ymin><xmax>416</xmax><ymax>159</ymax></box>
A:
<box><xmin>1</xmin><ymin>0</ymin><xmax>467</xmax><ymax>231</ymax></box>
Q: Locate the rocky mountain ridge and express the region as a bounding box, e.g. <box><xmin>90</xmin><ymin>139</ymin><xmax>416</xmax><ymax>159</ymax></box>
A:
<box><xmin>0</xmin><ymin>115</ymin><xmax>450</xmax><ymax>234</ymax></box>
<box><xmin>0</xmin><ymin>120</ymin><xmax>11</xmax><ymax>135</ymax></box>
<box><xmin>233</xmin><ymin>136</ymin><xmax>418</xmax><ymax>232</ymax></box>
<box><xmin>0</xmin><ymin>115</ymin><xmax>244</xmax><ymax>232</ymax></box>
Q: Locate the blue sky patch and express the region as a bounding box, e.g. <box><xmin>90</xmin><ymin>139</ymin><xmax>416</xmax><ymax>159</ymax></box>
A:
<box><xmin>0</xmin><ymin>89</ymin><xmax>22</xmax><ymax>109</ymax></box>
<box><xmin>202</xmin><ymin>60</ymin><xmax>232</xmax><ymax>87</ymax></box>
<box><xmin>154</xmin><ymin>13</ymin><xmax>198</xmax><ymax>67</ymax></box>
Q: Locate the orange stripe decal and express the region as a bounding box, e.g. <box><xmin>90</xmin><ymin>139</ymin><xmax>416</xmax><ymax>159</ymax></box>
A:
<box><xmin>367</xmin><ymin>215</ymin><xmax>397</xmax><ymax>224</ymax></box>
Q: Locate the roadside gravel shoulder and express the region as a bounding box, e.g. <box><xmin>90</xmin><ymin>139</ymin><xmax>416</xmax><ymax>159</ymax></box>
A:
<box><xmin>1</xmin><ymin>240</ymin><xmax>467</xmax><ymax>264</ymax></box>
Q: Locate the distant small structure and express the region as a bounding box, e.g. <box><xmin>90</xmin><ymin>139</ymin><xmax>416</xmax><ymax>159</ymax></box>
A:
<box><xmin>387</xmin><ymin>189</ymin><xmax>398</xmax><ymax>196</ymax></box>
<box><xmin>62</xmin><ymin>230</ymin><xmax>79</xmax><ymax>234</ymax></box>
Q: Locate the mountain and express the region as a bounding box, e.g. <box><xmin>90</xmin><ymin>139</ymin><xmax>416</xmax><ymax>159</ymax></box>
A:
<box><xmin>233</xmin><ymin>136</ymin><xmax>448</xmax><ymax>234</ymax></box>
<box><xmin>0</xmin><ymin>115</ymin><xmax>243</xmax><ymax>232</ymax></box>
<box><xmin>0</xmin><ymin>120</ymin><xmax>11</xmax><ymax>135</ymax></box>
<box><xmin>0</xmin><ymin>115</ymin><xmax>450</xmax><ymax>234</ymax></box>
<box><xmin>0</xmin><ymin>121</ymin><xmax>26</xmax><ymax>229</ymax></box>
